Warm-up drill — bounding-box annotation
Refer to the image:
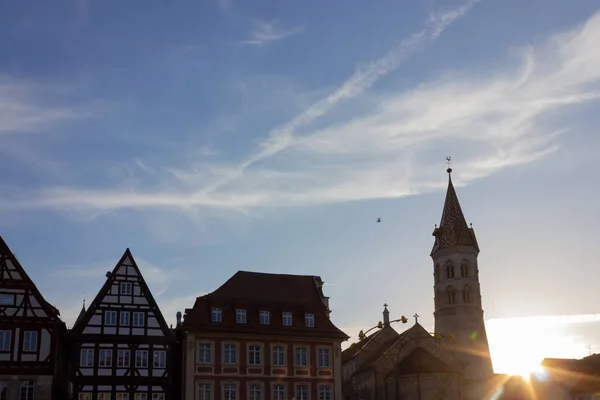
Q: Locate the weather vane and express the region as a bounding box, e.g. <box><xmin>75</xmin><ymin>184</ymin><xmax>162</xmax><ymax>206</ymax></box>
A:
<box><xmin>446</xmin><ymin>156</ymin><xmax>452</xmax><ymax>173</ymax></box>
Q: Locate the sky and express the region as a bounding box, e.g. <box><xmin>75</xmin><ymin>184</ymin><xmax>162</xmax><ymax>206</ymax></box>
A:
<box><xmin>1</xmin><ymin>0</ymin><xmax>599</xmax><ymax>375</ymax></box>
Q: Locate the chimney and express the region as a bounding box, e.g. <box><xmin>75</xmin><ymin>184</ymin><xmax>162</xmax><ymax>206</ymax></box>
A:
<box><xmin>176</xmin><ymin>311</ymin><xmax>182</xmax><ymax>326</ymax></box>
<box><xmin>383</xmin><ymin>303</ymin><xmax>390</xmax><ymax>327</ymax></box>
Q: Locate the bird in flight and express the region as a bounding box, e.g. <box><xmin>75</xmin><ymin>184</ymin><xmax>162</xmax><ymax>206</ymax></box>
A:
<box><xmin>377</xmin><ymin>218</ymin><xmax>381</xmax><ymax>223</ymax></box>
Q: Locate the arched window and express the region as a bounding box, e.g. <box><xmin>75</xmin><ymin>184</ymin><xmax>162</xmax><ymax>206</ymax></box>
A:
<box><xmin>434</xmin><ymin>264</ymin><xmax>440</xmax><ymax>283</ymax></box>
<box><xmin>461</xmin><ymin>263</ymin><xmax>469</xmax><ymax>278</ymax></box>
<box><xmin>463</xmin><ymin>286</ymin><xmax>471</xmax><ymax>303</ymax></box>
<box><xmin>447</xmin><ymin>264</ymin><xmax>455</xmax><ymax>279</ymax></box>
<box><xmin>446</xmin><ymin>287</ymin><xmax>456</xmax><ymax>304</ymax></box>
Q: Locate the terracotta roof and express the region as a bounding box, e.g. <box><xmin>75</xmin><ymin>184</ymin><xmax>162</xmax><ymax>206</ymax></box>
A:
<box><xmin>431</xmin><ymin>171</ymin><xmax>479</xmax><ymax>255</ymax></box>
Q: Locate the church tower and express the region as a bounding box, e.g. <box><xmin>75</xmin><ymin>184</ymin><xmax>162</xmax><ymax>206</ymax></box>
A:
<box><xmin>431</xmin><ymin>166</ymin><xmax>494</xmax><ymax>378</ymax></box>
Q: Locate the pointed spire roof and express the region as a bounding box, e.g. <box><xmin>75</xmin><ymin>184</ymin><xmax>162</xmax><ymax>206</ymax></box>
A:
<box><xmin>431</xmin><ymin>168</ymin><xmax>479</xmax><ymax>255</ymax></box>
<box><xmin>74</xmin><ymin>299</ymin><xmax>86</xmax><ymax>326</ymax></box>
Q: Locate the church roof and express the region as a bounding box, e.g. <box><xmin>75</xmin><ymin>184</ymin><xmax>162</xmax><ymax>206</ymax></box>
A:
<box><xmin>431</xmin><ymin>169</ymin><xmax>479</xmax><ymax>255</ymax></box>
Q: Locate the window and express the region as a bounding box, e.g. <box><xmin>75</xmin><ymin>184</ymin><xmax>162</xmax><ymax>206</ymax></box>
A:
<box><xmin>121</xmin><ymin>282</ymin><xmax>132</xmax><ymax>295</ymax></box>
<box><xmin>197</xmin><ymin>343</ymin><xmax>212</xmax><ymax>363</ymax></box>
<box><xmin>117</xmin><ymin>394</ymin><xmax>129</xmax><ymax>400</ymax></box>
<box><xmin>99</xmin><ymin>349</ymin><xmax>112</xmax><ymax>367</ymax></box>
<box><xmin>319</xmin><ymin>386</ymin><xmax>332</xmax><ymax>400</ymax></box>
<box><xmin>295</xmin><ymin>347</ymin><xmax>308</xmax><ymax>367</ymax></box>
<box><xmin>120</xmin><ymin>311</ymin><xmax>131</xmax><ymax>326</ymax></box>
<box><xmin>0</xmin><ymin>331</ymin><xmax>11</xmax><ymax>352</ymax></box>
<box><xmin>461</xmin><ymin>263</ymin><xmax>469</xmax><ymax>278</ymax></box>
<box><xmin>249</xmin><ymin>384</ymin><xmax>262</xmax><ymax>400</ymax></box>
<box><xmin>79</xmin><ymin>393</ymin><xmax>92</xmax><ymax>400</ymax></box>
<box><xmin>153</xmin><ymin>350</ymin><xmax>166</xmax><ymax>368</ymax></box>
<box><xmin>235</xmin><ymin>309</ymin><xmax>246</xmax><ymax>324</ymax></box>
<box><xmin>211</xmin><ymin>307</ymin><xmax>222</xmax><ymax>322</ymax></box>
<box><xmin>463</xmin><ymin>287</ymin><xmax>471</xmax><ymax>303</ymax></box>
<box><xmin>447</xmin><ymin>264</ymin><xmax>455</xmax><ymax>279</ymax></box>
<box><xmin>80</xmin><ymin>349</ymin><xmax>94</xmax><ymax>367</ymax></box>
<box><xmin>317</xmin><ymin>348</ymin><xmax>330</xmax><ymax>367</ymax></box>
<box><xmin>133</xmin><ymin>312</ymin><xmax>145</xmax><ymax>327</ymax></box>
<box><xmin>223</xmin><ymin>383</ymin><xmax>236</xmax><ymax>400</ymax></box>
<box><xmin>20</xmin><ymin>381</ymin><xmax>34</xmax><ymax>400</ymax></box>
<box><xmin>434</xmin><ymin>264</ymin><xmax>440</xmax><ymax>283</ymax></box>
<box><xmin>198</xmin><ymin>383</ymin><xmax>211</xmax><ymax>400</ymax></box>
<box><xmin>447</xmin><ymin>288</ymin><xmax>456</xmax><ymax>304</ymax></box>
<box><xmin>305</xmin><ymin>313</ymin><xmax>315</xmax><ymax>328</ymax></box>
<box><xmin>98</xmin><ymin>393</ymin><xmax>111</xmax><ymax>400</ymax></box>
<box><xmin>248</xmin><ymin>345</ymin><xmax>262</xmax><ymax>365</ymax></box>
<box><xmin>152</xmin><ymin>395</ymin><xmax>165</xmax><ymax>400</ymax></box>
<box><xmin>224</xmin><ymin>344</ymin><xmax>237</xmax><ymax>364</ymax></box>
<box><xmin>134</xmin><ymin>394</ymin><xmax>147</xmax><ymax>400</ymax></box>
<box><xmin>273</xmin><ymin>385</ymin><xmax>285</xmax><ymax>400</ymax></box>
<box><xmin>272</xmin><ymin>346</ymin><xmax>285</xmax><ymax>366</ymax></box>
<box><xmin>0</xmin><ymin>294</ymin><xmax>14</xmax><ymax>305</ymax></box>
<box><xmin>117</xmin><ymin>349</ymin><xmax>130</xmax><ymax>367</ymax></box>
<box><xmin>105</xmin><ymin>310</ymin><xmax>117</xmax><ymax>325</ymax></box>
<box><xmin>21</xmin><ymin>331</ymin><xmax>37</xmax><ymax>352</ymax></box>
<box><xmin>1</xmin><ymin>381</ymin><xmax>8</xmax><ymax>400</ymax></box>
<box><xmin>296</xmin><ymin>384</ymin><xmax>308</xmax><ymax>400</ymax></box>
<box><xmin>259</xmin><ymin>310</ymin><xmax>270</xmax><ymax>325</ymax></box>
<box><xmin>282</xmin><ymin>312</ymin><xmax>292</xmax><ymax>326</ymax></box>
<box><xmin>135</xmin><ymin>350</ymin><xmax>148</xmax><ymax>368</ymax></box>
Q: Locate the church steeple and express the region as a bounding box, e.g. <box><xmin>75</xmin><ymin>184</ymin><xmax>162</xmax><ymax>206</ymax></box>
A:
<box><xmin>431</xmin><ymin>167</ymin><xmax>479</xmax><ymax>256</ymax></box>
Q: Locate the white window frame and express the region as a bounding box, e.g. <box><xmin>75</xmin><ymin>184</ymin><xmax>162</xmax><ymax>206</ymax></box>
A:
<box><xmin>249</xmin><ymin>384</ymin><xmax>262</xmax><ymax>400</ymax></box>
<box><xmin>152</xmin><ymin>394</ymin><xmax>165</xmax><ymax>400</ymax></box>
<box><xmin>224</xmin><ymin>344</ymin><xmax>237</xmax><ymax>364</ymax></box>
<box><xmin>133</xmin><ymin>312</ymin><xmax>145</xmax><ymax>327</ymax></box>
<box><xmin>105</xmin><ymin>310</ymin><xmax>117</xmax><ymax>325</ymax></box>
<box><xmin>20</xmin><ymin>381</ymin><xmax>34</xmax><ymax>400</ymax></box>
<box><xmin>120</xmin><ymin>282</ymin><xmax>133</xmax><ymax>295</ymax></box>
<box><xmin>0</xmin><ymin>294</ymin><xmax>14</xmax><ymax>305</ymax></box>
<box><xmin>235</xmin><ymin>309</ymin><xmax>246</xmax><ymax>324</ymax></box>
<box><xmin>99</xmin><ymin>349</ymin><xmax>112</xmax><ymax>367</ymax></box>
<box><xmin>117</xmin><ymin>349</ymin><xmax>130</xmax><ymax>367</ymax></box>
<box><xmin>98</xmin><ymin>393</ymin><xmax>111</xmax><ymax>400</ymax></box>
<box><xmin>272</xmin><ymin>346</ymin><xmax>285</xmax><ymax>366</ymax></box>
<box><xmin>79</xmin><ymin>393</ymin><xmax>93</xmax><ymax>400</ymax></box>
<box><xmin>134</xmin><ymin>394</ymin><xmax>147</xmax><ymax>400</ymax></box>
<box><xmin>273</xmin><ymin>384</ymin><xmax>285</xmax><ymax>400</ymax></box>
<box><xmin>248</xmin><ymin>345</ymin><xmax>262</xmax><ymax>365</ymax></box>
<box><xmin>153</xmin><ymin>350</ymin><xmax>166</xmax><ymax>368</ymax></box>
<box><xmin>116</xmin><ymin>394</ymin><xmax>130</xmax><ymax>400</ymax></box>
<box><xmin>22</xmin><ymin>331</ymin><xmax>38</xmax><ymax>352</ymax></box>
<box><xmin>135</xmin><ymin>350</ymin><xmax>149</xmax><ymax>368</ymax></box>
<box><xmin>296</xmin><ymin>384</ymin><xmax>309</xmax><ymax>400</ymax></box>
<box><xmin>319</xmin><ymin>385</ymin><xmax>332</xmax><ymax>400</ymax></box>
<box><xmin>120</xmin><ymin>311</ymin><xmax>130</xmax><ymax>326</ymax></box>
<box><xmin>211</xmin><ymin>307</ymin><xmax>222</xmax><ymax>322</ymax></box>
<box><xmin>317</xmin><ymin>348</ymin><xmax>330</xmax><ymax>367</ymax></box>
<box><xmin>198</xmin><ymin>383</ymin><xmax>212</xmax><ymax>400</ymax></box>
<box><xmin>223</xmin><ymin>383</ymin><xmax>237</xmax><ymax>400</ymax></box>
<box><xmin>295</xmin><ymin>347</ymin><xmax>308</xmax><ymax>367</ymax></box>
<box><xmin>305</xmin><ymin>313</ymin><xmax>315</xmax><ymax>328</ymax></box>
<box><xmin>282</xmin><ymin>312</ymin><xmax>293</xmax><ymax>326</ymax></box>
<box><xmin>0</xmin><ymin>331</ymin><xmax>11</xmax><ymax>352</ymax></box>
<box><xmin>259</xmin><ymin>310</ymin><xmax>270</xmax><ymax>325</ymax></box>
<box><xmin>197</xmin><ymin>343</ymin><xmax>212</xmax><ymax>363</ymax></box>
<box><xmin>80</xmin><ymin>348</ymin><xmax>94</xmax><ymax>367</ymax></box>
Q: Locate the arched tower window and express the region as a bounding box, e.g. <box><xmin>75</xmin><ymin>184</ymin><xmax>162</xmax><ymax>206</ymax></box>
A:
<box><xmin>446</xmin><ymin>264</ymin><xmax>455</xmax><ymax>279</ymax></box>
<box><xmin>463</xmin><ymin>285</ymin><xmax>472</xmax><ymax>303</ymax></box>
<box><xmin>446</xmin><ymin>287</ymin><xmax>456</xmax><ymax>304</ymax></box>
<box><xmin>461</xmin><ymin>262</ymin><xmax>469</xmax><ymax>278</ymax></box>
<box><xmin>434</xmin><ymin>264</ymin><xmax>440</xmax><ymax>283</ymax></box>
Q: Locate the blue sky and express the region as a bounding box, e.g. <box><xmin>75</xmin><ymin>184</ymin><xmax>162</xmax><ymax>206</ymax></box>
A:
<box><xmin>1</xmin><ymin>0</ymin><xmax>600</xmax><ymax>373</ymax></box>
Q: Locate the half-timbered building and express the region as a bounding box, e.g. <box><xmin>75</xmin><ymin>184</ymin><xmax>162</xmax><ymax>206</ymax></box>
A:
<box><xmin>0</xmin><ymin>236</ymin><xmax>68</xmax><ymax>400</ymax></box>
<box><xmin>180</xmin><ymin>271</ymin><xmax>349</xmax><ymax>400</ymax></box>
<box><xmin>68</xmin><ymin>249</ymin><xmax>174</xmax><ymax>400</ymax></box>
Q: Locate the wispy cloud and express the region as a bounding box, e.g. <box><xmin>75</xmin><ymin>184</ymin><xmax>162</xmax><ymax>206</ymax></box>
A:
<box><xmin>3</xmin><ymin>3</ymin><xmax>600</xmax><ymax>216</ymax></box>
<box><xmin>240</xmin><ymin>20</ymin><xmax>304</xmax><ymax>46</ymax></box>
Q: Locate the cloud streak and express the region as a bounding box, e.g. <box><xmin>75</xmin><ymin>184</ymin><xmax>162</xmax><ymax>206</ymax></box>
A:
<box><xmin>3</xmin><ymin>3</ymin><xmax>600</xmax><ymax>216</ymax></box>
<box><xmin>240</xmin><ymin>20</ymin><xmax>304</xmax><ymax>46</ymax></box>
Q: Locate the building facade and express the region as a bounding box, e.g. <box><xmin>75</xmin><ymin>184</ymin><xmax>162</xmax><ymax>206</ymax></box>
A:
<box><xmin>180</xmin><ymin>271</ymin><xmax>349</xmax><ymax>400</ymax></box>
<box><xmin>0</xmin><ymin>236</ymin><xmax>68</xmax><ymax>400</ymax></box>
<box><xmin>68</xmin><ymin>249</ymin><xmax>175</xmax><ymax>400</ymax></box>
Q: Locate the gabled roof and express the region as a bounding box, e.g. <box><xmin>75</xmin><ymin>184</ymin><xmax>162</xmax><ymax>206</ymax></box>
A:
<box><xmin>70</xmin><ymin>248</ymin><xmax>172</xmax><ymax>337</ymax></box>
<box><xmin>0</xmin><ymin>235</ymin><xmax>62</xmax><ymax>320</ymax></box>
<box><xmin>431</xmin><ymin>169</ymin><xmax>479</xmax><ymax>255</ymax></box>
<box><xmin>342</xmin><ymin>325</ymin><xmax>400</xmax><ymax>363</ymax></box>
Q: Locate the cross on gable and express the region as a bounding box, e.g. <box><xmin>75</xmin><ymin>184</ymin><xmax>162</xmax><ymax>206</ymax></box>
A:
<box><xmin>413</xmin><ymin>313</ymin><xmax>419</xmax><ymax>323</ymax></box>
